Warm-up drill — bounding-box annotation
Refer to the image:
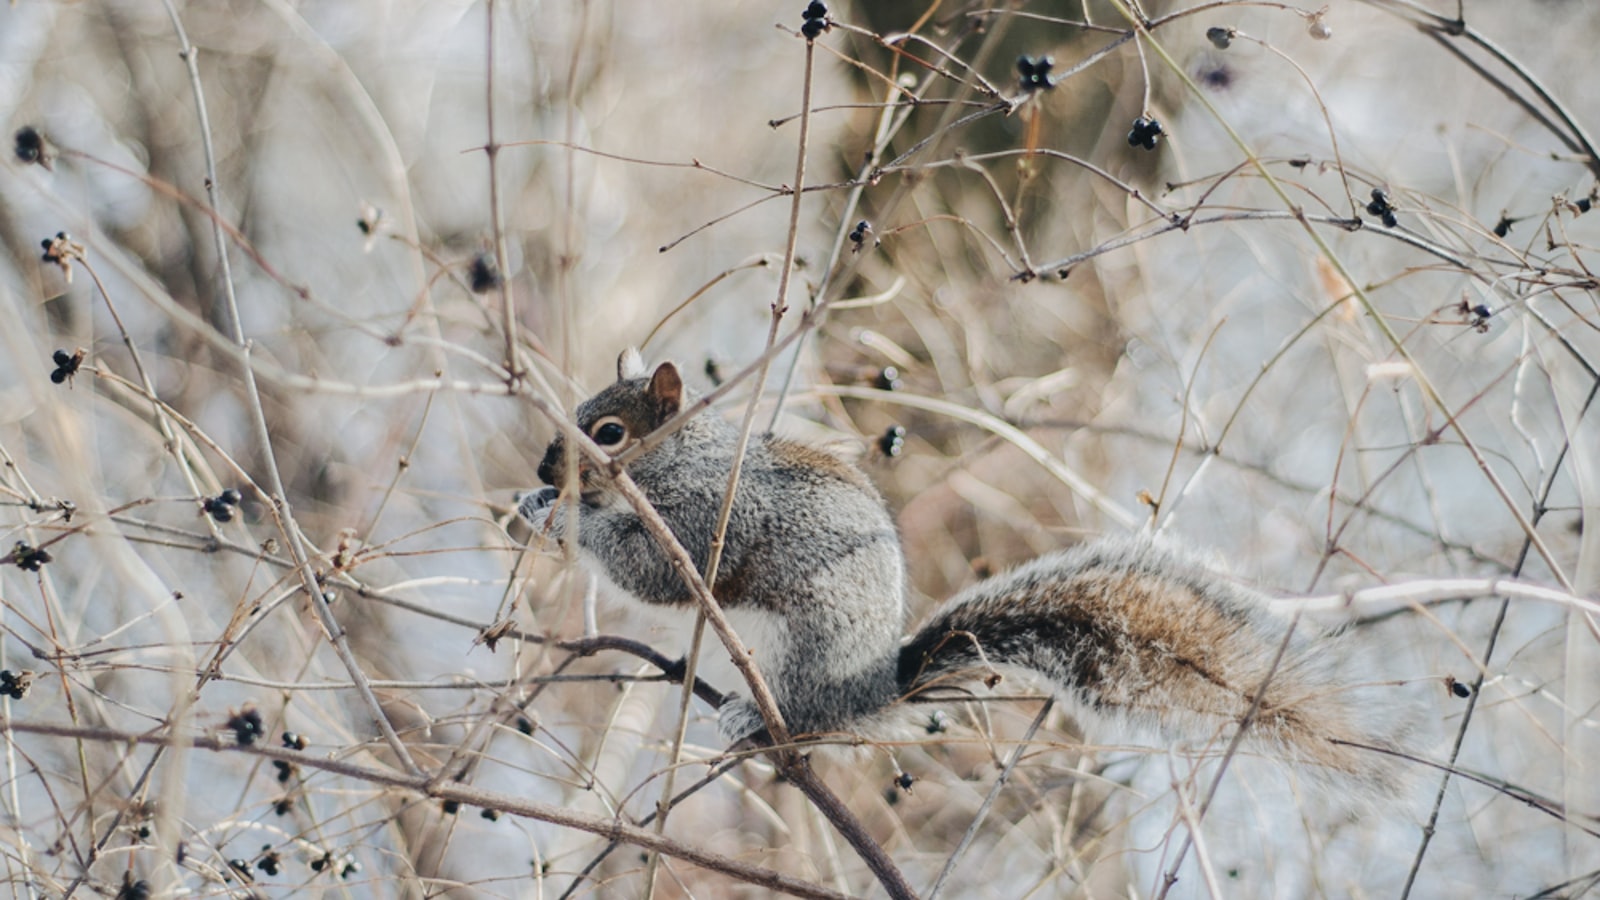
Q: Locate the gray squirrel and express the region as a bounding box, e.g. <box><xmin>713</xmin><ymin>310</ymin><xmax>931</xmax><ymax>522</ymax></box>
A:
<box><xmin>519</xmin><ymin>351</ymin><xmax>1414</xmax><ymax>794</ymax></box>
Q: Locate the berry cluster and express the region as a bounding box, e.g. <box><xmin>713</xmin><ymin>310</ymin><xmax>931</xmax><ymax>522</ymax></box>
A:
<box><xmin>310</xmin><ymin>853</ymin><xmax>360</xmax><ymax>878</ymax></box>
<box><xmin>879</xmin><ymin>425</ymin><xmax>906</xmax><ymax>458</ymax></box>
<box><xmin>848</xmin><ymin>219</ymin><xmax>872</xmax><ymax>250</ymax></box>
<box><xmin>227</xmin><ymin>707</ymin><xmax>265</xmax><ymax>746</ymax></box>
<box><xmin>40</xmin><ymin>231</ymin><xmax>84</xmax><ymax>282</ymax></box>
<box><xmin>11</xmin><ymin>541</ymin><xmax>51</xmax><ymax>572</ymax></box>
<box><xmin>1459</xmin><ymin>298</ymin><xmax>1494</xmax><ymax>333</ymax></box>
<box><xmin>1366</xmin><ymin>188</ymin><xmax>1398</xmax><ymax>227</ymax></box>
<box><xmin>0</xmin><ymin>670</ymin><xmax>32</xmax><ymax>700</ymax></box>
<box><xmin>50</xmin><ymin>348</ymin><xmax>84</xmax><ymax>385</ymax></box>
<box><xmin>801</xmin><ymin>1</ymin><xmax>828</xmax><ymax>40</ymax></box>
<box><xmin>1127</xmin><ymin>116</ymin><xmax>1164</xmax><ymax>150</ymax></box>
<box><xmin>1016</xmin><ymin>55</ymin><xmax>1055</xmax><ymax>91</ymax></box>
<box><xmin>272</xmin><ymin>730</ymin><xmax>309</xmax><ymax>784</ymax></box>
<box><xmin>202</xmin><ymin>488</ymin><xmax>244</xmax><ymax>523</ymax></box>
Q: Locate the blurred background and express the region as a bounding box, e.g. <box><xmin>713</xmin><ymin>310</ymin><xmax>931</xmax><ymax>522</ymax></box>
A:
<box><xmin>2</xmin><ymin>0</ymin><xmax>1598</xmax><ymax>896</ymax></box>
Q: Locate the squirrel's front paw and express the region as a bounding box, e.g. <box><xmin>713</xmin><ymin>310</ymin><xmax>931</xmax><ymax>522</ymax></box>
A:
<box><xmin>516</xmin><ymin>486</ymin><xmax>561</xmax><ymax>533</ymax></box>
<box><xmin>716</xmin><ymin>694</ymin><xmax>769</xmax><ymax>746</ymax></box>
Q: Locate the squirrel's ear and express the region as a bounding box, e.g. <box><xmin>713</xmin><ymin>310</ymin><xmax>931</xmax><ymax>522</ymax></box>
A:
<box><xmin>617</xmin><ymin>347</ymin><xmax>647</xmax><ymax>381</ymax></box>
<box><xmin>648</xmin><ymin>362</ymin><xmax>684</xmax><ymax>416</ymax></box>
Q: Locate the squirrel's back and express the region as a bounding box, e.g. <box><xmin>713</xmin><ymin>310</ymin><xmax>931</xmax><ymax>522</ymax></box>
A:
<box><xmin>898</xmin><ymin>537</ymin><xmax>1414</xmax><ymax>795</ymax></box>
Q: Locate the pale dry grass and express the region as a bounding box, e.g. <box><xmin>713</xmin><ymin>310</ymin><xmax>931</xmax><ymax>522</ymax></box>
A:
<box><xmin>0</xmin><ymin>0</ymin><xmax>1597</xmax><ymax>897</ymax></box>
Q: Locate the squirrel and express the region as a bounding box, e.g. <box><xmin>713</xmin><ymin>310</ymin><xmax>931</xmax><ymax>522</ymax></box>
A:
<box><xmin>519</xmin><ymin>350</ymin><xmax>1414</xmax><ymax>794</ymax></box>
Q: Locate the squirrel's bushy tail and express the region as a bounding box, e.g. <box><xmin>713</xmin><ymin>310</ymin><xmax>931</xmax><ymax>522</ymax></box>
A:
<box><xmin>896</xmin><ymin>538</ymin><xmax>1414</xmax><ymax>795</ymax></box>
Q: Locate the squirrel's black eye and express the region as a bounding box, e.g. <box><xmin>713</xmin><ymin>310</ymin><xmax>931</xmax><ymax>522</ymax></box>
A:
<box><xmin>592</xmin><ymin>420</ymin><xmax>627</xmax><ymax>446</ymax></box>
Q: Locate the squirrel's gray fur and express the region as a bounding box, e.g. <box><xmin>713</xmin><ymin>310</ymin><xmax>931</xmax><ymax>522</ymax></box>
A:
<box><xmin>521</xmin><ymin>353</ymin><xmax>1413</xmax><ymax>794</ymax></box>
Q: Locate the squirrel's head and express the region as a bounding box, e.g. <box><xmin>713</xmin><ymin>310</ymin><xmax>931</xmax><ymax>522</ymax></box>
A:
<box><xmin>536</xmin><ymin>349</ymin><xmax>685</xmax><ymax>499</ymax></box>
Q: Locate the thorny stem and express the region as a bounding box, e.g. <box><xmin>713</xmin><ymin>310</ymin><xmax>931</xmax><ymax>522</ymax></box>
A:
<box><xmin>484</xmin><ymin>0</ymin><xmax>521</xmax><ymax>386</ymax></box>
<box><xmin>155</xmin><ymin>0</ymin><xmax>420</xmax><ymax>779</ymax></box>
<box><xmin>927</xmin><ymin>700</ymin><xmax>1054</xmax><ymax>899</ymax></box>
<box><xmin>817</xmin><ymin>385</ymin><xmax>1138</xmax><ymax>528</ymax></box>
<box><xmin>1359</xmin><ymin>0</ymin><xmax>1600</xmax><ymax>180</ymax></box>
<box><xmin>642</xmin><ymin>609</ymin><xmax>708</xmax><ymax>898</ymax></box>
<box><xmin>769</xmin><ymin>10</ymin><xmax>1016</xmax><ymax>425</ymax></box>
<box><xmin>1399</xmin><ymin>376</ymin><xmax>1600</xmax><ymax>897</ymax></box>
<box><xmin>644</xmin><ymin>38</ymin><xmax>926</xmax><ymax>900</ymax></box>
<box><xmin>1107</xmin><ymin>0</ymin><xmax>1574</xmax><ymax>594</ymax></box>
<box><xmin>563</xmin><ymin>758</ymin><xmax>746</xmax><ymax>898</ymax></box>
<box><xmin>0</xmin><ymin>719</ymin><xmax>853</xmax><ymax>900</ymax></box>
<box><xmin>77</xmin><ymin>261</ymin><xmax>209</xmax><ymax>506</ymax></box>
<box><xmin>645</xmin><ymin>29</ymin><xmax>819</xmax><ymax>889</ymax></box>
<box><xmin>1153</xmin><ymin>614</ymin><xmax>1301</xmax><ymax>900</ymax></box>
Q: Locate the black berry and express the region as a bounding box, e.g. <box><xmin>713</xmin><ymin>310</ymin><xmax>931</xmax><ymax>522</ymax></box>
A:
<box><xmin>1016</xmin><ymin>55</ymin><xmax>1055</xmax><ymax>91</ymax></box>
<box><xmin>1127</xmin><ymin>116</ymin><xmax>1163</xmax><ymax>150</ymax></box>
<box><xmin>227</xmin><ymin>707</ymin><xmax>265</xmax><ymax>746</ymax></box>
<box><xmin>11</xmin><ymin>542</ymin><xmax>51</xmax><ymax>572</ymax></box>
<box><xmin>878</xmin><ymin>425</ymin><xmax>906</xmax><ymax>458</ymax></box>
<box><xmin>14</xmin><ymin>127</ymin><xmax>46</xmax><ymax>165</ymax></box>
<box><xmin>469</xmin><ymin>252</ymin><xmax>501</xmax><ymax>293</ymax></box>
<box><xmin>0</xmin><ymin>670</ymin><xmax>31</xmax><ymax>700</ymax></box>
<box><xmin>201</xmin><ymin>497</ymin><xmax>234</xmax><ymax>523</ymax></box>
<box><xmin>1365</xmin><ymin>188</ymin><xmax>1394</xmax><ymax>218</ymax></box>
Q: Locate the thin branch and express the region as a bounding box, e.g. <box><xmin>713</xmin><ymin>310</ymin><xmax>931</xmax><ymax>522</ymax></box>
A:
<box><xmin>0</xmin><ymin>719</ymin><xmax>852</xmax><ymax>900</ymax></box>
